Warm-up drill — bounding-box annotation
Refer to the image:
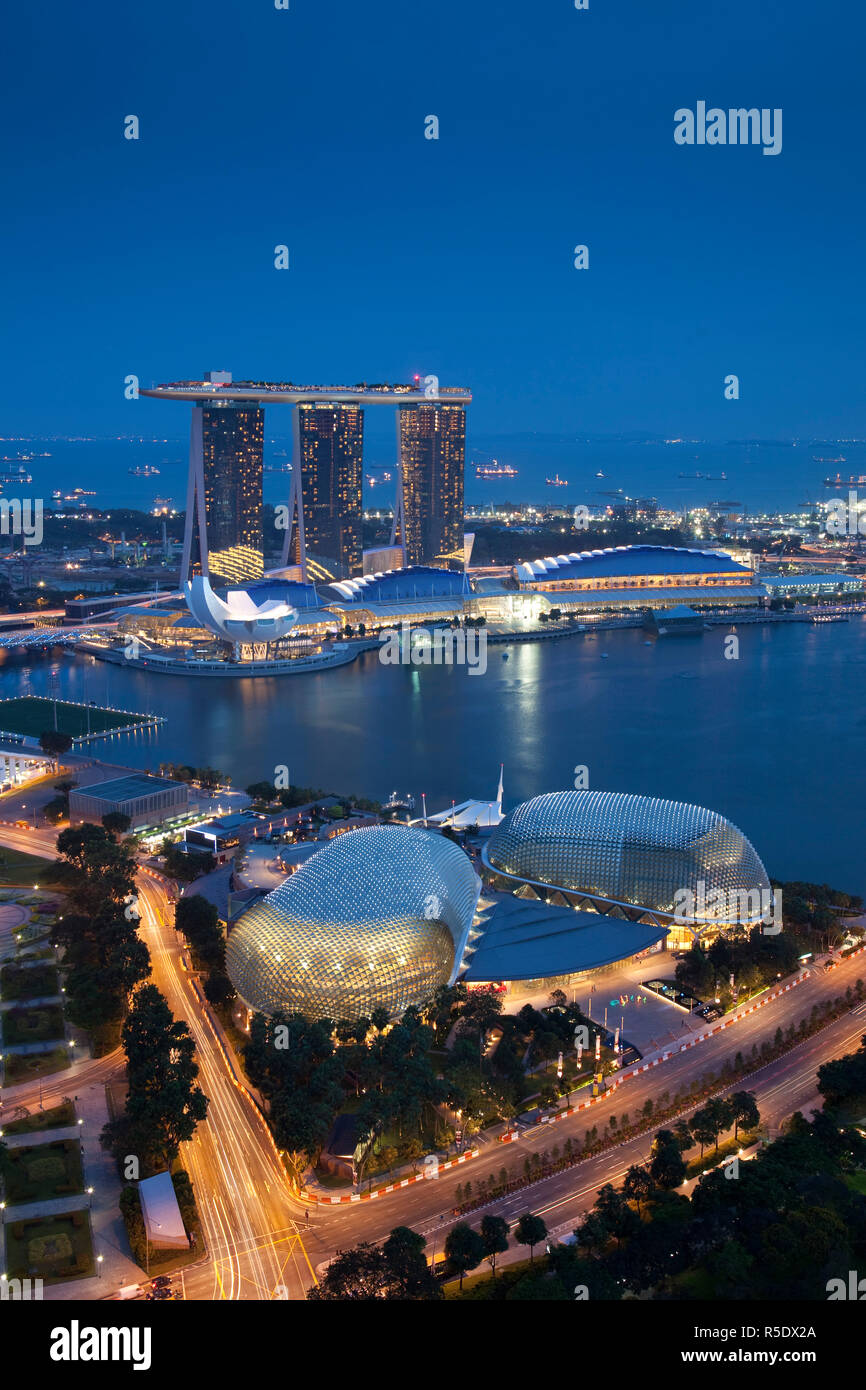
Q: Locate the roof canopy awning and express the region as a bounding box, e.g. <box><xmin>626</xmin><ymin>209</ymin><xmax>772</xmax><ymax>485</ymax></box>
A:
<box><xmin>138</xmin><ymin>1171</ymin><xmax>189</xmax><ymax>1250</ymax></box>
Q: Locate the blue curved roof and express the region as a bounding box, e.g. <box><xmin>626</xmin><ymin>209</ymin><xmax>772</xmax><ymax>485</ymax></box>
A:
<box><xmin>516</xmin><ymin>545</ymin><xmax>751</xmax><ymax>583</ymax></box>
<box><xmin>464</xmin><ymin>895</ymin><xmax>667</xmax><ymax>981</ymax></box>
<box><xmin>224</xmin><ymin>578</ymin><xmax>321</xmax><ymax>610</ymax></box>
<box><xmin>325</xmin><ymin>566</ymin><xmax>470</xmax><ymax>603</ymax></box>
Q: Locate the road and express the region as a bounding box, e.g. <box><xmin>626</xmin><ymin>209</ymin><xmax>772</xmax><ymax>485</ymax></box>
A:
<box><xmin>303</xmin><ymin>949</ymin><xmax>866</xmax><ymax>1275</ymax></box>
<box><xmin>0</xmin><ymin>823</ymin><xmax>316</xmax><ymax>1301</ymax></box>
<box><xmin>3</xmin><ymin>818</ymin><xmax>865</xmax><ymax>1298</ymax></box>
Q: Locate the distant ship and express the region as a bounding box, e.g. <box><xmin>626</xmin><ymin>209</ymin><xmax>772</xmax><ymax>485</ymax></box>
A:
<box><xmin>546</xmin><ymin>474</ymin><xmax>568</xmax><ymax>487</ymax></box>
<box><xmin>824</xmin><ymin>474</ymin><xmax>866</xmax><ymax>488</ymax></box>
<box><xmin>476</xmin><ymin>461</ymin><xmax>518</xmax><ymax>479</ymax></box>
<box><xmin>678</xmin><ymin>471</ymin><xmax>704</xmax><ymax>479</ymax></box>
<box><xmin>814</xmin><ymin>456</ymin><xmax>846</xmax><ymax>464</ymax></box>
<box><xmin>595</xmin><ymin>470</ymin><xmax>605</xmax><ymax>478</ymax></box>
<box><xmin>0</xmin><ymin>463</ymin><xmax>32</xmax><ymax>485</ymax></box>
<box><xmin>129</xmin><ymin>465</ymin><xmax>160</xmax><ymax>477</ymax></box>
<box><xmin>52</xmin><ymin>487</ymin><xmax>95</xmax><ymax>503</ymax></box>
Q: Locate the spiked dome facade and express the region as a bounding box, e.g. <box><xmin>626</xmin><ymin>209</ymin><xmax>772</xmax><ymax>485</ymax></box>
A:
<box><xmin>481</xmin><ymin>789</ymin><xmax>770</xmax><ymax>930</ymax></box>
<box><xmin>226</xmin><ymin>825</ymin><xmax>481</xmax><ymax>1021</ymax></box>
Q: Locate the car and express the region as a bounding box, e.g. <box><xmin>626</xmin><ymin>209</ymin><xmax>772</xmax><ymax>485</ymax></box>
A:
<box><xmin>150</xmin><ymin>1275</ymin><xmax>172</xmax><ymax>1289</ymax></box>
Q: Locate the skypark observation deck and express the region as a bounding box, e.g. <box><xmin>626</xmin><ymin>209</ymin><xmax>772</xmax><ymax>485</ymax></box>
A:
<box><xmin>140</xmin><ymin>381</ymin><xmax>472</xmax><ymax>405</ymax></box>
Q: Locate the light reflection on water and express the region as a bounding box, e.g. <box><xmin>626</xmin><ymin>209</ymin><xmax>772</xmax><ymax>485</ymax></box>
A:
<box><xmin>3</xmin><ymin>617</ymin><xmax>864</xmax><ymax>894</ymax></box>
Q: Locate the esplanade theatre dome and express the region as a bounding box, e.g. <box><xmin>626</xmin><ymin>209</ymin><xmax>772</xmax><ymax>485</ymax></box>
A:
<box><xmin>482</xmin><ymin>790</ymin><xmax>770</xmax><ymax>924</ymax></box>
<box><xmin>226</xmin><ymin>825</ymin><xmax>480</xmax><ymax>1022</ymax></box>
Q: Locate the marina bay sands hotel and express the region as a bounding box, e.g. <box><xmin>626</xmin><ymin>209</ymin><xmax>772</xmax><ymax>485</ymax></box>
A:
<box><xmin>140</xmin><ymin>374</ymin><xmax>471</xmax><ymax>585</ymax></box>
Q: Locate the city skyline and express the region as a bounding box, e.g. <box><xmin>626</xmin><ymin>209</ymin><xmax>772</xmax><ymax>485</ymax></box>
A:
<box><xmin>2</xmin><ymin>0</ymin><xmax>865</xmax><ymax>1339</ymax></box>
<box><xmin>3</xmin><ymin>0</ymin><xmax>866</xmax><ymax>452</ymax></box>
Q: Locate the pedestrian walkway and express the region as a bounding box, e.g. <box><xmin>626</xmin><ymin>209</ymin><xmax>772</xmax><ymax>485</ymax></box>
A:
<box><xmin>0</xmin><ymin>993</ymin><xmax>63</xmax><ymax>1012</ymax></box>
<box><xmin>3</xmin><ymin>1123</ymin><xmax>80</xmax><ymax>1150</ymax></box>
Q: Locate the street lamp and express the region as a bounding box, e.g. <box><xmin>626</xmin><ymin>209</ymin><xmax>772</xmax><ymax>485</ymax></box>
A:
<box><xmin>87</xmin><ymin>1187</ymin><xmax>94</xmax><ymax>1208</ymax></box>
<box><xmin>97</xmin><ymin>1254</ymin><xmax>104</xmax><ymax>1278</ymax></box>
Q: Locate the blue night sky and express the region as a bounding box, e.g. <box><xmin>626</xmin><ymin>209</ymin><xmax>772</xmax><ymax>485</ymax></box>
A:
<box><xmin>3</xmin><ymin>0</ymin><xmax>865</xmax><ymax>444</ymax></box>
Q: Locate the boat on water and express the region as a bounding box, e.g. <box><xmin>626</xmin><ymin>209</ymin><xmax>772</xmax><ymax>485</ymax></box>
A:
<box><xmin>814</xmin><ymin>456</ymin><xmax>846</xmax><ymax>464</ymax></box>
<box><xmin>678</xmin><ymin>471</ymin><xmax>705</xmax><ymax>479</ymax></box>
<box><xmin>595</xmin><ymin>470</ymin><xmax>605</xmax><ymax>478</ymax></box>
<box><xmin>824</xmin><ymin>474</ymin><xmax>866</xmax><ymax>488</ymax></box>
<box><xmin>383</xmin><ymin>790</ymin><xmax>416</xmax><ymax>811</ymax></box>
<box><xmin>476</xmin><ymin>461</ymin><xmax>518</xmax><ymax>478</ymax></box>
<box><xmin>546</xmin><ymin>474</ymin><xmax>568</xmax><ymax>487</ymax></box>
<box><xmin>129</xmin><ymin>465</ymin><xmax>160</xmax><ymax>477</ymax></box>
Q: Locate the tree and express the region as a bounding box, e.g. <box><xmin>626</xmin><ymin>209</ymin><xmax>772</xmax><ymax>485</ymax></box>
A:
<box><xmin>39</xmin><ymin>729</ymin><xmax>73</xmax><ymax>764</ymax></box>
<box><xmin>649</xmin><ymin>1129</ymin><xmax>687</xmax><ymax>1189</ymax></box>
<box><xmin>203</xmin><ymin>972</ymin><xmax>236</xmax><ymax>1009</ymax></box>
<box><xmin>370</xmin><ymin>1006</ymin><xmax>390</xmax><ymax>1034</ymax></box>
<box><xmin>480</xmin><ymin>1214</ymin><xmax>509</xmax><ymax>1277</ymax></box>
<box><xmin>688</xmin><ymin>1107</ymin><xmax>717</xmax><ymax>1160</ymax></box>
<box><xmin>444</xmin><ymin>1222</ymin><xmax>485</xmax><ymax>1289</ymax></box>
<box><xmin>308</xmin><ymin>1243</ymin><xmax>388</xmax><ymax>1300</ymax></box>
<box><xmin>729</xmin><ymin>1090</ymin><xmax>760</xmax><ymax>1140</ymax></box>
<box><xmin>42</xmin><ymin>797</ymin><xmax>69</xmax><ymax>825</ymax></box>
<box><xmin>623</xmin><ymin>1164</ymin><xmax>654</xmax><ymax>1216</ymax></box>
<box><xmin>514</xmin><ymin>1212</ymin><xmax>547</xmax><ymax>1263</ymax></box>
<box><xmin>382</xmin><ymin>1226</ymin><xmax>441</xmax><ymax>1300</ymax></box>
<box><xmin>162</xmin><ymin>843</ymin><xmax>215</xmax><ymax>882</ymax></box>
<box><xmin>817</xmin><ymin>1036</ymin><xmax>866</xmax><ymax>1107</ymax></box>
<box><xmin>702</xmin><ymin>1096</ymin><xmax>734</xmax><ymax>1153</ymax></box>
<box><xmin>101</xmin><ymin>984</ymin><xmax>208</xmax><ymax>1173</ymax></box>
<box><xmin>102</xmin><ymin>811</ymin><xmax>132</xmax><ymax>838</ymax></box>
<box><xmin>175</xmin><ymin>893</ymin><xmax>224</xmax><ymax>972</ymax></box>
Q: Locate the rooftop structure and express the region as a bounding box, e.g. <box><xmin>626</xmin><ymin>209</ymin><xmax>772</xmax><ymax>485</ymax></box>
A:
<box><xmin>140</xmin><ymin>379</ymin><xmax>472</xmax><ymax>405</ymax></box>
<box><xmin>514</xmin><ymin>545</ymin><xmax>754</xmax><ymax>591</ymax></box>
<box><xmin>483</xmin><ymin>789</ymin><xmax>770</xmax><ymax>932</ymax></box>
<box><xmin>184</xmin><ymin>575</ymin><xmax>299</xmax><ymax>645</ymax></box>
<box><xmin>69</xmin><ymin>774</ymin><xmax>189</xmax><ymax>829</ymax></box>
<box><xmin>323</xmin><ymin>565</ymin><xmax>471</xmax><ymax>603</ymax></box>
<box><xmin>226</xmin><ymin>825</ymin><xmax>481</xmax><ymax>1021</ymax></box>
<box><xmin>464</xmin><ymin>894</ymin><xmax>667</xmax><ymax>982</ymax></box>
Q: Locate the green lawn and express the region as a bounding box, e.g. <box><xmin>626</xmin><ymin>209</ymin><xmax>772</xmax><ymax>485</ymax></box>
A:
<box><xmin>1</xmin><ymin>962</ymin><xmax>59</xmax><ymax>1000</ymax></box>
<box><xmin>3</xmin><ymin>1046</ymin><xmax>69</xmax><ymax>1084</ymax></box>
<box><xmin>5</xmin><ymin>1209</ymin><xmax>94</xmax><ymax>1284</ymax></box>
<box><xmin>2</xmin><ymin>1099</ymin><xmax>75</xmax><ymax>1134</ymax></box>
<box><xmin>4</xmin><ymin>1138</ymin><xmax>84</xmax><ymax>1203</ymax></box>
<box><xmin>0</xmin><ymin>695</ymin><xmax>151</xmax><ymax>739</ymax></box>
<box><xmin>0</xmin><ymin>847</ymin><xmax>76</xmax><ymax>888</ymax></box>
<box><xmin>2</xmin><ymin>1003</ymin><xmax>65</xmax><ymax>1045</ymax></box>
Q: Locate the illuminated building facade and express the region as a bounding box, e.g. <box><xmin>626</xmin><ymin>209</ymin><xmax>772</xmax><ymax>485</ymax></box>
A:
<box><xmin>291</xmin><ymin>403</ymin><xmax>364</xmax><ymax>581</ymax></box>
<box><xmin>141</xmin><ymin>376</ymin><xmax>471</xmax><ymax>584</ymax></box>
<box><xmin>482</xmin><ymin>789</ymin><xmax>771</xmax><ymax>945</ymax></box>
<box><xmin>396</xmin><ymin>403</ymin><xmax>466</xmax><ymax>570</ymax></box>
<box><xmin>226</xmin><ymin>825</ymin><xmax>481</xmax><ymax>1021</ymax></box>
<box><xmin>179</xmin><ymin>399</ymin><xmax>265</xmax><ymax>584</ymax></box>
<box><xmin>513</xmin><ymin>545</ymin><xmax>755</xmax><ymax>595</ymax></box>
